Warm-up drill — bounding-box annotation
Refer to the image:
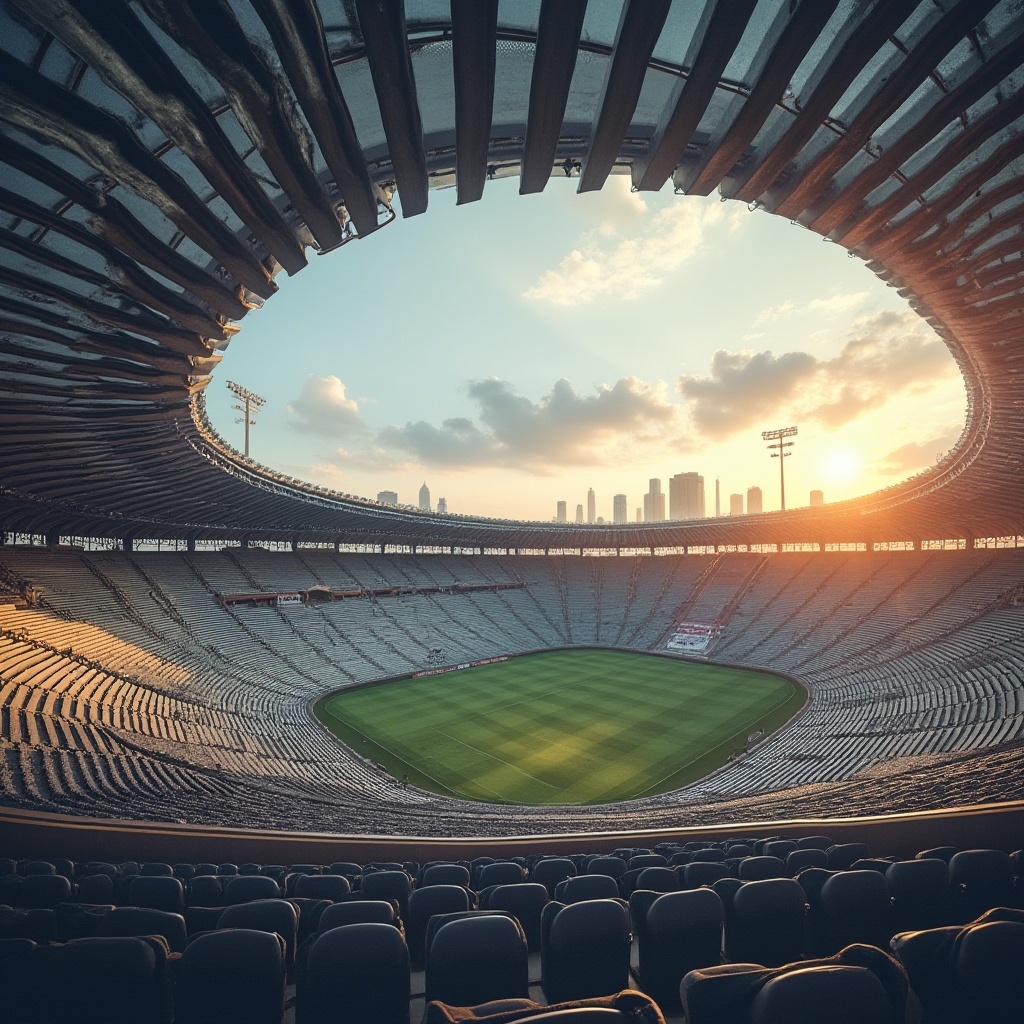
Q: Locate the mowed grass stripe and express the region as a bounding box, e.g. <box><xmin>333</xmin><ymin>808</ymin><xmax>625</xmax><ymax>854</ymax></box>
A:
<box><xmin>314</xmin><ymin>649</ymin><xmax>804</xmax><ymax>805</ymax></box>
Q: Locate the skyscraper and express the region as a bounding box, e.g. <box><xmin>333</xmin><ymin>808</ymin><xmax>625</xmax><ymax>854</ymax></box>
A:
<box><xmin>587</xmin><ymin>488</ymin><xmax>596</xmax><ymax>524</ymax></box>
<box><xmin>418</xmin><ymin>482</ymin><xmax>430</xmax><ymax>511</ymax></box>
<box><xmin>377</xmin><ymin>490</ymin><xmax>398</xmax><ymax>505</ymax></box>
<box><xmin>669</xmin><ymin>472</ymin><xmax>705</xmax><ymax>520</ymax></box>
<box><xmin>613</xmin><ymin>493</ymin><xmax>627</xmax><ymax>524</ymax></box>
<box><xmin>556</xmin><ymin>501</ymin><xmax>567</xmax><ymax>523</ymax></box>
<box><xmin>715</xmin><ymin>477</ymin><xmax>721</xmax><ymax>517</ymax></box>
<box><xmin>643</xmin><ymin>479</ymin><xmax>665</xmax><ymax>522</ymax></box>
<box><xmin>437</xmin><ymin>496</ymin><xmax>448</xmax><ymax>514</ymax></box>
<box><xmin>810</xmin><ymin>489</ymin><xmax>824</xmax><ymax>507</ymax></box>
<box><xmin>730</xmin><ymin>493</ymin><xmax>743</xmax><ymax>516</ymax></box>
<box><xmin>575</xmin><ymin>503</ymin><xmax>584</xmax><ymax>523</ymax></box>
<box><xmin>747</xmin><ymin>486</ymin><xmax>763</xmax><ymax>514</ymax></box>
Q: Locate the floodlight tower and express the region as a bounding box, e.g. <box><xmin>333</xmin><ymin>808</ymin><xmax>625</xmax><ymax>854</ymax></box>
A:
<box><xmin>227</xmin><ymin>380</ymin><xmax>266</xmax><ymax>459</ymax></box>
<box><xmin>762</xmin><ymin>425</ymin><xmax>798</xmax><ymax>511</ymax></box>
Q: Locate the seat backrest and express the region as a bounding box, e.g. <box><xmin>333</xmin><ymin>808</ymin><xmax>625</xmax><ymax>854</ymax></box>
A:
<box><xmin>786</xmin><ymin>849</ymin><xmax>827</xmax><ymax>875</ymax></box>
<box><xmin>586</xmin><ymin>858</ymin><xmax>626</xmax><ymax>879</ymax></box>
<box><xmin>317</xmin><ymin>900</ymin><xmax>398</xmax><ymax>933</ymax></box>
<box><xmin>359</xmin><ymin>870</ymin><xmax>412</xmax><ymax>910</ymax></box>
<box><xmin>484</xmin><ymin>883</ymin><xmax>550</xmax><ymax>951</ymax></box>
<box><xmin>556</xmin><ymin>874</ymin><xmax>619</xmax><ymax>904</ymax></box>
<box><xmin>826</xmin><ymin>844</ymin><xmax>871</xmax><ymax>871</ymax></box>
<box><xmin>187</xmin><ymin>875</ymin><xmax>225</xmax><ymax>907</ymax></box>
<box><xmin>76</xmin><ymin>874</ymin><xmax>115</xmax><ymax>904</ymax></box>
<box><xmin>406</xmin><ymin>885</ymin><xmax>472</xmax><ymax>966</ymax></box>
<box><xmin>819</xmin><ymin>870</ymin><xmax>894</xmax><ymax>953</ymax></box>
<box><xmin>635</xmin><ymin>888</ymin><xmax>723</xmax><ymax>1009</ymax></box>
<box><xmin>750</xmin><ymin>965</ymin><xmax>894</xmax><ymax>1024</ymax></box>
<box><xmin>542</xmin><ymin>900</ymin><xmax>631</xmax><ymax>1004</ymax></box>
<box><xmin>797</xmin><ymin>836</ymin><xmax>834</xmax><ymax>851</ymax></box>
<box><xmin>329</xmin><ymin>862</ymin><xmax>363</xmax><ymax>878</ymax></box>
<box><xmin>99</xmin><ymin>906</ymin><xmax>187</xmax><ymax>953</ymax></box>
<box><xmin>763</xmin><ymin>841</ymin><xmax>798</xmax><ymax>860</ymax></box>
<box><xmin>176</xmin><ymin>928</ymin><xmax>285</xmax><ymax>1024</ymax></box>
<box><xmin>426</xmin><ymin>913</ymin><xmax>529</xmax><ymax>1006</ymax></box>
<box><xmin>35</xmin><ymin>935</ymin><xmax>172</xmax><ymax>1024</ymax></box>
<box><xmin>293</xmin><ymin>875</ymin><xmax>351</xmax><ymax>901</ymax></box>
<box><xmin>730</xmin><ymin>879</ymin><xmax>806</xmax><ymax>967</ymax></box>
<box><xmin>478</xmin><ymin>862</ymin><xmax>527</xmax><ymax>888</ymax></box>
<box><xmin>532</xmin><ymin>859</ymin><xmax>577</xmax><ymax>896</ymax></box>
<box><xmin>218</xmin><ymin>899</ymin><xmax>299</xmax><ymax>972</ymax></box>
<box><xmin>128</xmin><ymin>875</ymin><xmax>184</xmax><ymax>914</ymax></box>
<box><xmin>738</xmin><ymin>857</ymin><xmax>787</xmax><ymax>881</ymax></box>
<box><xmin>421</xmin><ymin>864</ymin><xmax>471</xmax><ymax>889</ymax></box>
<box><xmin>627</xmin><ymin>854</ymin><xmax>668</xmax><ymax>870</ymax></box>
<box><xmin>140</xmin><ymin>862</ymin><xmax>173</xmax><ymax>877</ymax></box>
<box><xmin>684</xmin><ymin>862</ymin><xmax>731</xmax><ymax>889</ymax></box>
<box><xmin>224</xmin><ymin>875</ymin><xmax>282</xmax><ymax>904</ymax></box>
<box><xmin>301</xmin><ymin>923</ymin><xmax>410</xmax><ymax>1024</ymax></box>
<box><xmin>635</xmin><ymin>867</ymin><xmax>679</xmax><ymax>893</ymax></box>
<box><xmin>690</xmin><ymin>848</ymin><xmax>726</xmax><ymax>863</ymax></box>
<box><xmin>22</xmin><ymin>873</ymin><xmax>72</xmax><ymax>909</ymax></box>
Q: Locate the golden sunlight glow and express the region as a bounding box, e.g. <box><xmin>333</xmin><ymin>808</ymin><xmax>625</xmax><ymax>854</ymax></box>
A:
<box><xmin>824</xmin><ymin>450</ymin><xmax>860</xmax><ymax>483</ymax></box>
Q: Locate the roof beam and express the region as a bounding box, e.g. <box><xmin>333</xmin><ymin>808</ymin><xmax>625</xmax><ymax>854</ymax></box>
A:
<box><xmin>0</xmin><ymin>54</ymin><xmax>276</xmax><ymax>299</ymax></box>
<box><xmin>684</xmin><ymin>0</ymin><xmax>842</xmax><ymax>196</ymax></box>
<box><xmin>451</xmin><ymin>0</ymin><xmax>498</xmax><ymax>205</ymax></box>
<box><xmin>136</xmin><ymin>0</ymin><xmax>348</xmax><ymax>251</ymax></box>
<box><xmin>837</xmin><ymin>87</ymin><xmax>1024</xmax><ymax>250</ymax></box>
<box><xmin>23</xmin><ymin>0</ymin><xmax>309</xmax><ymax>274</ymax></box>
<box><xmin>578</xmin><ymin>0</ymin><xmax>672</xmax><ymax>193</ymax></box>
<box><xmin>730</xmin><ymin>0</ymin><xmax>920</xmax><ymax>202</ymax></box>
<box><xmin>775</xmin><ymin>0</ymin><xmax>1003</xmax><ymax>219</ymax></box>
<box><xmin>0</xmin><ymin>137</ymin><xmax>253</xmax><ymax>320</ymax></box>
<box><xmin>633</xmin><ymin>0</ymin><xmax>758</xmax><ymax>192</ymax></box>
<box><xmin>819</xmin><ymin>35</ymin><xmax>1024</xmax><ymax>239</ymax></box>
<box><xmin>520</xmin><ymin>0</ymin><xmax>588</xmax><ymax>195</ymax></box>
<box><xmin>355</xmin><ymin>0</ymin><xmax>429</xmax><ymax>216</ymax></box>
<box><xmin>864</xmin><ymin>134</ymin><xmax>1024</xmax><ymax>257</ymax></box>
<box><xmin>248</xmin><ymin>0</ymin><xmax>380</xmax><ymax>237</ymax></box>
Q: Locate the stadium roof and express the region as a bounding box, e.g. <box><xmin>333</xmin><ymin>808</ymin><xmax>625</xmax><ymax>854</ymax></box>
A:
<box><xmin>1</xmin><ymin>0</ymin><xmax>1022</xmax><ymax>550</ymax></box>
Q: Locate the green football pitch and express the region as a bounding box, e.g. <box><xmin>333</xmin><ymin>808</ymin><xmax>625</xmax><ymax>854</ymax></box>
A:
<box><xmin>314</xmin><ymin>648</ymin><xmax>804</xmax><ymax>805</ymax></box>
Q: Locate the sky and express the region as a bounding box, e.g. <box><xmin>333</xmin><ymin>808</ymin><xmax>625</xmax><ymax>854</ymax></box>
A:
<box><xmin>204</xmin><ymin>175</ymin><xmax>967</xmax><ymax>523</ymax></box>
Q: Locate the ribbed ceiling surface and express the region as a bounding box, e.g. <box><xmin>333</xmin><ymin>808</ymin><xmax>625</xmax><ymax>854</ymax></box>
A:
<box><xmin>1</xmin><ymin>0</ymin><xmax>1022</xmax><ymax>548</ymax></box>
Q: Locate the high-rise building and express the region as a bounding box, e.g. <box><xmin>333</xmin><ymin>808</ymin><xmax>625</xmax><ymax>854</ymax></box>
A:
<box><xmin>613</xmin><ymin>493</ymin><xmax>627</xmax><ymax>524</ymax></box>
<box><xmin>556</xmin><ymin>500</ymin><xmax>567</xmax><ymax>523</ymax></box>
<box><xmin>730</xmin><ymin>493</ymin><xmax>743</xmax><ymax>516</ymax></box>
<box><xmin>437</xmin><ymin>496</ymin><xmax>448</xmax><ymax>514</ymax></box>
<box><xmin>643</xmin><ymin>479</ymin><xmax>665</xmax><ymax>522</ymax></box>
<box><xmin>418</xmin><ymin>482</ymin><xmax>430</xmax><ymax>511</ymax></box>
<box><xmin>810</xmin><ymin>489</ymin><xmax>824</xmax><ymax>507</ymax></box>
<box><xmin>747</xmin><ymin>486</ymin><xmax>763</xmax><ymax>514</ymax></box>
<box><xmin>587</xmin><ymin>487</ymin><xmax>596</xmax><ymax>524</ymax></box>
<box><xmin>669</xmin><ymin>472</ymin><xmax>705</xmax><ymax>520</ymax></box>
<box><xmin>636</xmin><ymin>507</ymin><xmax>642</xmax><ymax>522</ymax></box>
<box><xmin>715</xmin><ymin>477</ymin><xmax>721</xmax><ymax>517</ymax></box>
<box><xmin>575</xmin><ymin>503</ymin><xmax>584</xmax><ymax>523</ymax></box>
<box><xmin>377</xmin><ymin>490</ymin><xmax>398</xmax><ymax>505</ymax></box>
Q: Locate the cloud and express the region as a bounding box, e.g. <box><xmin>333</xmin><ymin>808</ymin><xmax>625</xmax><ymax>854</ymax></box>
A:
<box><xmin>524</xmin><ymin>193</ymin><xmax>723</xmax><ymax>306</ymax></box>
<box><xmin>875</xmin><ymin>427</ymin><xmax>965</xmax><ymax>475</ymax></box>
<box><xmin>678</xmin><ymin>310</ymin><xmax>961</xmax><ymax>440</ymax></box>
<box><xmin>754</xmin><ymin>291</ymin><xmax>871</xmax><ymax>325</ymax></box>
<box><xmin>287</xmin><ymin>375</ymin><xmax>365</xmax><ymax>437</ymax></box>
<box><xmin>376</xmin><ymin>376</ymin><xmax>679</xmax><ymax>470</ymax></box>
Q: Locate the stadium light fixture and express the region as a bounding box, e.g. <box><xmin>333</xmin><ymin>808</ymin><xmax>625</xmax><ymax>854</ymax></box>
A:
<box><xmin>227</xmin><ymin>380</ymin><xmax>266</xmax><ymax>459</ymax></box>
<box><xmin>762</xmin><ymin>426</ymin><xmax>798</xmax><ymax>511</ymax></box>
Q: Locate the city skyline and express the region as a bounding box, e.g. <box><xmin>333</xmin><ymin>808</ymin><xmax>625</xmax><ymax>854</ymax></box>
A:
<box><xmin>205</xmin><ymin>178</ymin><xmax>966</xmax><ymax>522</ymax></box>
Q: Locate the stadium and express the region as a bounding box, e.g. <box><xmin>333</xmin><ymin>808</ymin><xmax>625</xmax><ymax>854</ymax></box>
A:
<box><xmin>2</xmin><ymin>1</ymin><xmax>1024</xmax><ymax>1020</ymax></box>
